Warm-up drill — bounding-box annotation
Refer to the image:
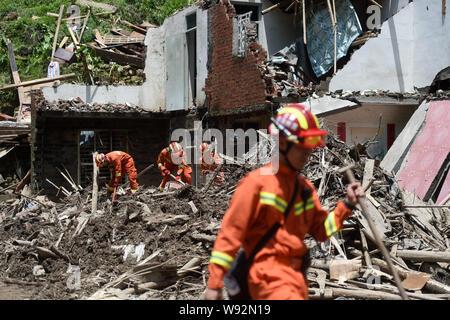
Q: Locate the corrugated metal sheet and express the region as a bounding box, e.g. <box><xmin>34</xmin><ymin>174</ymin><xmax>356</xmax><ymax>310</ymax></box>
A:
<box><xmin>397</xmin><ymin>100</ymin><xmax>450</xmax><ymax>201</ymax></box>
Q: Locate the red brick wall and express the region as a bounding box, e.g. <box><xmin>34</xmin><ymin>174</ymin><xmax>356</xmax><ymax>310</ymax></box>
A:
<box><xmin>205</xmin><ymin>0</ymin><xmax>267</xmax><ymax>111</ymax></box>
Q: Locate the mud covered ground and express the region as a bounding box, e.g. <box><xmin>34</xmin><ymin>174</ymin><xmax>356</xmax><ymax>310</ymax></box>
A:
<box><xmin>0</xmin><ymin>170</ymin><xmax>241</xmax><ymax>300</ymax></box>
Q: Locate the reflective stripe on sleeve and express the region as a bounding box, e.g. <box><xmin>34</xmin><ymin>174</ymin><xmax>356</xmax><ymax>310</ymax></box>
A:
<box><xmin>210</xmin><ymin>251</ymin><xmax>234</xmax><ymax>269</ymax></box>
<box><xmin>115</xmin><ymin>173</ymin><xmax>121</xmax><ymax>177</ymax></box>
<box><xmin>107</xmin><ymin>186</ymin><xmax>115</xmax><ymax>191</ymax></box>
<box><xmin>294</xmin><ymin>196</ymin><xmax>315</xmax><ymax>215</ymax></box>
<box><xmin>324</xmin><ymin>211</ymin><xmax>338</xmax><ymax>237</ymax></box>
<box><xmin>158</xmin><ymin>163</ymin><xmax>163</xmax><ymax>167</ymax></box>
<box><xmin>260</xmin><ymin>192</ymin><xmax>287</xmax><ymax>213</ymax></box>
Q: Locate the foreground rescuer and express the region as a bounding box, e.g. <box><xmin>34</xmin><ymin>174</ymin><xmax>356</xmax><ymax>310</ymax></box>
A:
<box><xmin>96</xmin><ymin>151</ymin><xmax>139</xmax><ymax>196</ymax></box>
<box><xmin>205</xmin><ymin>104</ymin><xmax>365</xmax><ymax>300</ymax></box>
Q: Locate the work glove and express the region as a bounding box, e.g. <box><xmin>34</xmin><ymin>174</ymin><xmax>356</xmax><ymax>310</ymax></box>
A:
<box><xmin>162</xmin><ymin>169</ymin><xmax>170</xmax><ymax>176</ymax></box>
<box><xmin>175</xmin><ymin>175</ymin><xmax>181</xmax><ymax>181</ymax></box>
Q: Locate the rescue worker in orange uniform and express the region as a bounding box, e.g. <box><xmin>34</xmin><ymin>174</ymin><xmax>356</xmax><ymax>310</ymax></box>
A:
<box><xmin>199</xmin><ymin>142</ymin><xmax>224</xmax><ymax>184</ymax></box>
<box><xmin>205</xmin><ymin>104</ymin><xmax>365</xmax><ymax>300</ymax></box>
<box><xmin>95</xmin><ymin>151</ymin><xmax>139</xmax><ymax>196</ymax></box>
<box><xmin>157</xmin><ymin>142</ymin><xmax>192</xmax><ymax>191</ymax></box>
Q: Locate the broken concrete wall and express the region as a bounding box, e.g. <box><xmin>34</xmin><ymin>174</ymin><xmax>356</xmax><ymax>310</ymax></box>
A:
<box><xmin>205</xmin><ymin>0</ymin><xmax>267</xmax><ymax>111</ymax></box>
<box><xmin>395</xmin><ymin>100</ymin><xmax>450</xmax><ymax>203</ymax></box>
<box><xmin>232</xmin><ymin>0</ymin><xmax>302</xmax><ymax>57</ymax></box>
<box><xmin>42</xmin><ymin>85</ymin><xmax>143</xmax><ymax>109</ymax></box>
<box><xmin>329</xmin><ymin>0</ymin><xmax>450</xmax><ymax>93</ymax></box>
<box><xmin>143</xmin><ymin>5</ymin><xmax>208</xmax><ymax>111</ymax></box>
<box><xmin>32</xmin><ymin>114</ymin><xmax>170</xmax><ymax>193</ymax></box>
<box><xmin>322</xmin><ymin>103</ymin><xmax>418</xmax><ymax>159</ymax></box>
<box><xmin>380</xmin><ymin>100</ymin><xmax>429</xmax><ymax>174</ymax></box>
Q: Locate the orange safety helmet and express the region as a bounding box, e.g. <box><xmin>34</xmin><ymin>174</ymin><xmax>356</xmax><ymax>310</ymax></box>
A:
<box><xmin>95</xmin><ymin>153</ymin><xmax>106</xmax><ymax>167</ymax></box>
<box><xmin>269</xmin><ymin>103</ymin><xmax>328</xmax><ymax>149</ymax></box>
<box><xmin>199</xmin><ymin>142</ymin><xmax>209</xmax><ymax>153</ymax></box>
<box><xmin>169</xmin><ymin>142</ymin><xmax>183</xmax><ymax>156</ymax></box>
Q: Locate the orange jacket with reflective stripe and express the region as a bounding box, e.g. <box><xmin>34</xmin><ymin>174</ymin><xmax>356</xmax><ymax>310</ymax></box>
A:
<box><xmin>157</xmin><ymin>147</ymin><xmax>192</xmax><ymax>175</ymax></box>
<box><xmin>207</xmin><ymin>163</ymin><xmax>352</xmax><ymax>289</ymax></box>
<box><xmin>105</xmin><ymin>151</ymin><xmax>134</xmax><ymax>186</ymax></box>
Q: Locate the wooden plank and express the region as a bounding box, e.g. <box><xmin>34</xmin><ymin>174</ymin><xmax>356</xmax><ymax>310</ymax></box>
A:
<box><xmin>0</xmin><ymin>73</ymin><xmax>75</xmax><ymax>91</ymax></box>
<box><xmin>51</xmin><ymin>5</ymin><xmax>65</xmax><ymax>60</ymax></box>
<box><xmin>59</xmin><ymin>36</ymin><xmax>69</xmax><ymax>48</ymax></box>
<box><xmin>94</xmin><ymin>29</ymin><xmax>106</xmax><ymax>47</ymax></box>
<box><xmin>87</xmin><ymin>44</ymin><xmax>144</xmax><ymax>68</ymax></box>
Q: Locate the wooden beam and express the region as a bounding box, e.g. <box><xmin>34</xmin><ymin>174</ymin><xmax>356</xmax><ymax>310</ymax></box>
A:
<box><xmin>92</xmin><ymin>152</ymin><xmax>99</xmax><ymax>214</ymax></box>
<box><xmin>47</xmin><ymin>10</ymin><xmax>113</xmax><ymax>21</ymax></box>
<box><xmin>302</xmin><ymin>0</ymin><xmax>306</xmax><ymax>44</ymax></box>
<box><xmin>86</xmin><ymin>44</ymin><xmax>144</xmax><ymax>68</ymax></box>
<box><xmin>122</xmin><ymin>20</ymin><xmax>147</xmax><ymax>34</ymax></box>
<box><xmin>6</xmin><ymin>39</ymin><xmax>25</xmax><ymax>107</ymax></box>
<box><xmin>67</xmin><ymin>24</ymin><xmax>79</xmax><ymax>49</ymax></box>
<box><xmin>396</xmin><ymin>250</ymin><xmax>450</xmax><ymax>263</ymax></box>
<box><xmin>51</xmin><ymin>5</ymin><xmax>65</xmax><ymax>60</ymax></box>
<box><xmin>0</xmin><ymin>73</ymin><xmax>76</xmax><ymax>91</ymax></box>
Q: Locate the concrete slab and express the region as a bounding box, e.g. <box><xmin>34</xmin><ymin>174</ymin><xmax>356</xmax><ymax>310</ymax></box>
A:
<box><xmin>304</xmin><ymin>96</ymin><xmax>358</xmax><ymax>116</ymax></box>
<box><xmin>380</xmin><ymin>100</ymin><xmax>429</xmax><ymax>174</ymax></box>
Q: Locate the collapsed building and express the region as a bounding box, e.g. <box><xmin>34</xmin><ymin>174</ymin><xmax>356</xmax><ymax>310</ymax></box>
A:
<box><xmin>11</xmin><ymin>0</ymin><xmax>444</xmax><ymax>202</ymax></box>
<box><xmin>0</xmin><ymin>0</ymin><xmax>449</xmax><ymax>301</ymax></box>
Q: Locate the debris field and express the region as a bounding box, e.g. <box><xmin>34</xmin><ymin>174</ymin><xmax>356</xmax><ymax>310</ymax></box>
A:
<box><xmin>0</xmin><ymin>132</ymin><xmax>449</xmax><ymax>300</ymax></box>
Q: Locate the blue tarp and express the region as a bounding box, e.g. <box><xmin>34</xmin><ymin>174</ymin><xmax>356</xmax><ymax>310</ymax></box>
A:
<box><xmin>306</xmin><ymin>0</ymin><xmax>362</xmax><ymax>78</ymax></box>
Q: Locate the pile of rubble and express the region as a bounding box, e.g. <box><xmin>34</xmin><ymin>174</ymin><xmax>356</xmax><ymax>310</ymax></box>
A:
<box><xmin>0</xmin><ymin>131</ymin><xmax>449</xmax><ymax>300</ymax></box>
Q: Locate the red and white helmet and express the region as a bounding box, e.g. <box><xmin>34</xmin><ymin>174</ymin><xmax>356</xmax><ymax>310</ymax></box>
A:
<box><xmin>169</xmin><ymin>142</ymin><xmax>183</xmax><ymax>156</ymax></box>
<box><xmin>95</xmin><ymin>153</ymin><xmax>106</xmax><ymax>167</ymax></box>
<box><xmin>199</xmin><ymin>142</ymin><xmax>209</xmax><ymax>153</ymax></box>
<box><xmin>269</xmin><ymin>103</ymin><xmax>328</xmax><ymax>149</ymax></box>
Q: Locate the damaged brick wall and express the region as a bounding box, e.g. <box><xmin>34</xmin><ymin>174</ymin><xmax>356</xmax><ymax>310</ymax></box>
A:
<box><xmin>205</xmin><ymin>0</ymin><xmax>268</xmax><ymax>112</ymax></box>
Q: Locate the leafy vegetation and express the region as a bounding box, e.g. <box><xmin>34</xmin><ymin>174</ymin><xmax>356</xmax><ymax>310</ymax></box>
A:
<box><xmin>0</xmin><ymin>0</ymin><xmax>193</xmax><ymax>114</ymax></box>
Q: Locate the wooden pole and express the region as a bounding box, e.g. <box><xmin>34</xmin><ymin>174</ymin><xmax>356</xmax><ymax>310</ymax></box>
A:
<box><xmin>396</xmin><ymin>250</ymin><xmax>450</xmax><ymax>263</ymax></box>
<box><xmin>0</xmin><ymin>73</ymin><xmax>75</xmax><ymax>91</ymax></box>
<box><xmin>137</xmin><ymin>163</ymin><xmax>155</xmax><ymax>179</ymax></box>
<box><xmin>338</xmin><ymin>164</ymin><xmax>409</xmax><ymax>300</ymax></box>
<box><xmin>92</xmin><ymin>152</ymin><xmax>99</xmax><ymax>214</ymax></box>
<box><xmin>332</xmin><ymin>0</ymin><xmax>337</xmax><ymax>74</ymax></box>
<box><xmin>78</xmin><ymin>10</ymin><xmax>90</xmax><ymax>43</ymax></box>
<box><xmin>51</xmin><ymin>5</ymin><xmax>65</xmax><ymax>60</ymax></box>
<box><xmin>6</xmin><ymin>39</ymin><xmax>25</xmax><ymax>120</ymax></box>
<box><xmin>302</xmin><ymin>0</ymin><xmax>306</xmax><ymax>44</ymax></box>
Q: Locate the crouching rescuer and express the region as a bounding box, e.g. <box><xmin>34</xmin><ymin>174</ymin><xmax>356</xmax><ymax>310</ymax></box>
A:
<box><xmin>157</xmin><ymin>142</ymin><xmax>192</xmax><ymax>191</ymax></box>
<box><xmin>205</xmin><ymin>103</ymin><xmax>365</xmax><ymax>300</ymax></box>
<box><xmin>95</xmin><ymin>151</ymin><xmax>139</xmax><ymax>196</ymax></box>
